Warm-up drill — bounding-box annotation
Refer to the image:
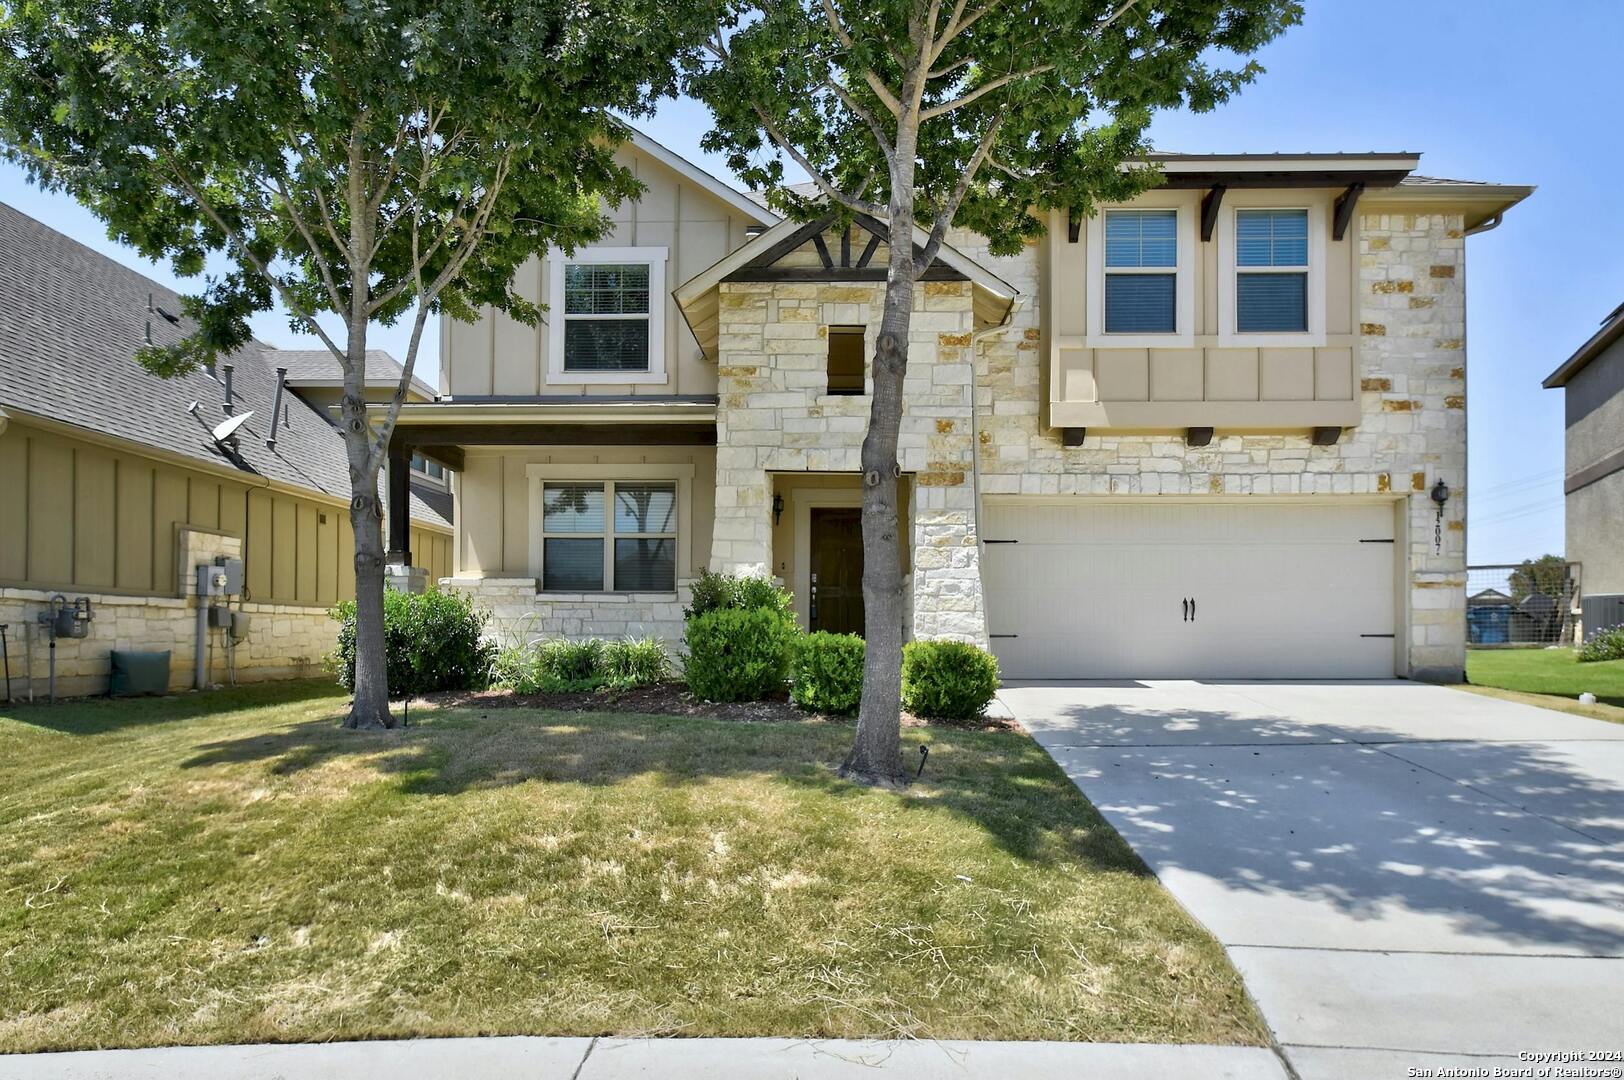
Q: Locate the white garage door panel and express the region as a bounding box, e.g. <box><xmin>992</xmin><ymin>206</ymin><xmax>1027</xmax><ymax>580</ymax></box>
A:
<box><xmin>984</xmin><ymin>501</ymin><xmax>1397</xmax><ymax>679</ymax></box>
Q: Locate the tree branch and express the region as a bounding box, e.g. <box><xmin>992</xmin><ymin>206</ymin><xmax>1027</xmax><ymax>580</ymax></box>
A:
<box><xmin>156</xmin><ymin>149</ymin><xmax>348</xmax><ymax>363</ymax></box>
<box><xmin>915</xmin><ymin>111</ymin><xmax>1004</xmax><ymax>275</ymax></box>
<box><xmin>920</xmin><ymin>65</ymin><xmax>1052</xmax><ymax>121</ymax></box>
<box><xmin>823</xmin><ymin>75</ymin><xmax>895</xmax><ymax>159</ymax></box>
<box><xmin>750</xmin><ymin>103</ymin><xmax>887</xmax><ymax>218</ymax></box>
<box><xmin>269</xmin><ymin>176</ymin><xmax>347</xmax><ymax>317</ymax></box>
<box><xmin>819</xmin><ymin>0</ymin><xmax>904</xmax><ymax>117</ymax></box>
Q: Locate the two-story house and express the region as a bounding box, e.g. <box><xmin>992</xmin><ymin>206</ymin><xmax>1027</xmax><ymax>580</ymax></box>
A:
<box><xmin>1544</xmin><ymin>301</ymin><xmax>1624</xmax><ymax>638</ymax></box>
<box><xmin>379</xmin><ymin>129</ymin><xmax>1529</xmax><ymax>683</ymax></box>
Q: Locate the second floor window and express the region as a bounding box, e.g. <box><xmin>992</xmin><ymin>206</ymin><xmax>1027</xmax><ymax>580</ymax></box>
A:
<box><xmin>1235</xmin><ymin>209</ymin><xmax>1309</xmax><ymax>333</ymax></box>
<box><xmin>1103</xmin><ymin>210</ymin><xmax>1178</xmax><ymax>334</ymax></box>
<box><xmin>563</xmin><ymin>263</ymin><xmax>650</xmax><ymax>372</ymax></box>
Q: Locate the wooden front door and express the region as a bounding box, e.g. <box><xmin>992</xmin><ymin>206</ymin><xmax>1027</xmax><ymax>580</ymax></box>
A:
<box><xmin>809</xmin><ymin>507</ymin><xmax>864</xmax><ymax>636</ymax></box>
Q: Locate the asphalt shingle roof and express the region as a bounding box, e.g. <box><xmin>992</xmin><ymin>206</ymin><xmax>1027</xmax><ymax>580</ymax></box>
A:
<box><xmin>274</xmin><ymin>348</ymin><xmax>436</xmax><ymax>398</ymax></box>
<box><xmin>0</xmin><ymin>201</ymin><xmax>450</xmax><ymax>530</ymax></box>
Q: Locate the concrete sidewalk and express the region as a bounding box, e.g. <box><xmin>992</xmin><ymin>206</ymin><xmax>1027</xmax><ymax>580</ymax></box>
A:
<box><xmin>1</xmin><ymin>1037</ymin><xmax>1289</xmax><ymax>1079</ymax></box>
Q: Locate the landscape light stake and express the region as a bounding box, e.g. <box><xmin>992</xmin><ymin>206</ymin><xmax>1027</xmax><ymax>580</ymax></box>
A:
<box><xmin>917</xmin><ymin>745</ymin><xmax>929</xmax><ymax>779</ymax></box>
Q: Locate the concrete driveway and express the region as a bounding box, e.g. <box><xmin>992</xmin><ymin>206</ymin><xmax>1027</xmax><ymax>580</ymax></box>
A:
<box><xmin>999</xmin><ymin>680</ymin><xmax>1624</xmax><ymax>1080</ymax></box>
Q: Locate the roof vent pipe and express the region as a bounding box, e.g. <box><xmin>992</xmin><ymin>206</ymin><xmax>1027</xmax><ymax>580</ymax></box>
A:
<box><xmin>221</xmin><ymin>364</ymin><xmax>234</xmax><ymax>415</ymax></box>
<box><xmin>266</xmin><ymin>367</ymin><xmax>287</xmax><ymax>449</ymax></box>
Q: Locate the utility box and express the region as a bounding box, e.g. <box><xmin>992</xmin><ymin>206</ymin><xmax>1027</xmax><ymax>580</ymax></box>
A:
<box><xmin>229</xmin><ymin>610</ymin><xmax>252</xmax><ymax>641</ymax></box>
<box><xmin>208</xmin><ymin>605</ymin><xmax>233</xmax><ymax>629</ymax></box>
<box><xmin>50</xmin><ymin>596</ymin><xmax>93</xmax><ymax>639</ymax></box>
<box><xmin>197</xmin><ymin>564</ymin><xmax>227</xmax><ymax>597</ymax></box>
<box><xmin>214</xmin><ymin>556</ymin><xmax>245</xmax><ymax>596</ymax></box>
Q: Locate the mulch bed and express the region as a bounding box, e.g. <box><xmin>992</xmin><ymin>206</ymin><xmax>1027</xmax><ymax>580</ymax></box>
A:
<box><xmin>423</xmin><ymin>681</ymin><xmax>1019</xmax><ymax>732</ymax></box>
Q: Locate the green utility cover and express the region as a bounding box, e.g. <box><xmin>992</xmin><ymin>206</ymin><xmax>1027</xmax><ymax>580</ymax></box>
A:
<box><xmin>110</xmin><ymin>650</ymin><xmax>171</xmax><ymax>696</ymax></box>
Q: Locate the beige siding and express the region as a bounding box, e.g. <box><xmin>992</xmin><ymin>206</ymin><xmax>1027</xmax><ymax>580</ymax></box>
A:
<box><xmin>455</xmin><ymin>445</ymin><xmax>715</xmax><ymax>579</ymax></box>
<box><xmin>0</xmin><ymin>419</ymin><xmax>451</xmax><ymax>604</ymax></box>
<box><xmin>1046</xmin><ymin>188</ymin><xmax>1361</xmax><ymax>431</ymax></box>
<box><xmin>442</xmin><ymin>143</ymin><xmax>759</xmax><ymax>400</ymax></box>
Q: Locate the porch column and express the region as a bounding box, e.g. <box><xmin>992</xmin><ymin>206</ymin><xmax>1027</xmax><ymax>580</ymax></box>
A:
<box><xmin>384</xmin><ymin>437</ymin><xmax>428</xmax><ymax>593</ymax></box>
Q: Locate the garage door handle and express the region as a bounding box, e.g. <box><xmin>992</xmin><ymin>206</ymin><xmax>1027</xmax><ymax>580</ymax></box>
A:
<box><xmin>1183</xmin><ymin>598</ymin><xmax>1189</xmax><ymax>622</ymax></box>
<box><xmin>1190</xmin><ymin>597</ymin><xmax>1195</xmax><ymax>622</ymax></box>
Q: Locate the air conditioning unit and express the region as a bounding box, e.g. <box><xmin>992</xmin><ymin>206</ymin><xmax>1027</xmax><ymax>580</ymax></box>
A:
<box><xmin>1581</xmin><ymin>594</ymin><xmax>1624</xmax><ymax>640</ymax></box>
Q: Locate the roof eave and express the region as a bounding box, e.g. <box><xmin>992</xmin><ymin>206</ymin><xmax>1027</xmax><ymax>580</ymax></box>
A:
<box><xmin>1544</xmin><ymin>306</ymin><xmax>1624</xmax><ymax>389</ymax></box>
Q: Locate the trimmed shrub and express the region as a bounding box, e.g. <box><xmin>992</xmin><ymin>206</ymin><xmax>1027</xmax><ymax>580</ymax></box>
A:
<box><xmin>684</xmin><ymin>569</ymin><xmax>793</xmax><ymax>619</ymax></box>
<box><xmin>489</xmin><ymin>636</ymin><xmax>670</xmax><ymax>693</ymax></box>
<box><xmin>900</xmin><ymin>640</ymin><xmax>1000</xmax><ymax>721</ymax></box>
<box><xmin>601</xmin><ymin>637</ymin><xmax>670</xmax><ymax>689</ymax></box>
<box><xmin>792</xmin><ymin>632</ymin><xmax>865</xmax><ymax>715</ymax></box>
<box><xmin>684</xmin><ymin>607</ymin><xmax>800</xmax><ymax>702</ymax></box>
<box><xmin>330</xmin><ymin>588</ymin><xmax>494</xmax><ymax>695</ymax></box>
<box><xmin>1579</xmin><ymin>625</ymin><xmax>1624</xmax><ymax>663</ymax></box>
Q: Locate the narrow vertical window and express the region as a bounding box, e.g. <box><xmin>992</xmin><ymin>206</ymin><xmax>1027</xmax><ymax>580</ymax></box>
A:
<box><xmin>1235</xmin><ymin>209</ymin><xmax>1309</xmax><ymax>333</ymax></box>
<box><xmin>1103</xmin><ymin>210</ymin><xmax>1178</xmax><ymax>334</ymax></box>
<box><xmin>826</xmin><ymin>325</ymin><xmax>866</xmax><ymax>395</ymax></box>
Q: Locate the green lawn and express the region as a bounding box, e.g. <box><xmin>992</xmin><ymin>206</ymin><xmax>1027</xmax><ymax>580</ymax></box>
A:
<box><xmin>0</xmin><ymin>682</ymin><xmax>1263</xmax><ymax>1053</ymax></box>
<box><xmin>1465</xmin><ymin>647</ymin><xmax>1624</xmax><ymax>721</ymax></box>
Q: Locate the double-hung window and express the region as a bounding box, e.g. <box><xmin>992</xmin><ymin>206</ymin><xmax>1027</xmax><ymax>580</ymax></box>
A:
<box><xmin>1234</xmin><ymin>209</ymin><xmax>1309</xmax><ymax>333</ymax></box>
<box><xmin>1103</xmin><ymin>210</ymin><xmax>1179</xmax><ymax>334</ymax></box>
<box><xmin>540</xmin><ymin>481</ymin><xmax>676</xmax><ymax>592</ymax></box>
<box><xmin>548</xmin><ymin>247</ymin><xmax>667</xmax><ymax>384</ymax></box>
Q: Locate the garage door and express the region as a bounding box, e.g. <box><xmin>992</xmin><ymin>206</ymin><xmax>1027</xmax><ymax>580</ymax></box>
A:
<box><xmin>982</xmin><ymin>500</ymin><xmax>1397</xmax><ymax>679</ymax></box>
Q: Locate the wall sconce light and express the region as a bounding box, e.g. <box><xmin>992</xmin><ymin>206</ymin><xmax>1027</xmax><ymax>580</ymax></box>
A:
<box><xmin>1431</xmin><ymin>479</ymin><xmax>1450</xmax><ymax>506</ymax></box>
<box><xmin>772</xmin><ymin>493</ymin><xmax>784</xmax><ymax>526</ymax></box>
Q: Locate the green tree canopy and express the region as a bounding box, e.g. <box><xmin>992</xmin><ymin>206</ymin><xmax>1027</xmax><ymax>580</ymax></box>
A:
<box><xmin>0</xmin><ymin>0</ymin><xmax>719</xmax><ymax>726</ymax></box>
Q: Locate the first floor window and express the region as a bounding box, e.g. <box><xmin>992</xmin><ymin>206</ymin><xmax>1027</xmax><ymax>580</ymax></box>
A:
<box><xmin>562</xmin><ymin>262</ymin><xmax>651</xmax><ymax>372</ymax></box>
<box><xmin>1103</xmin><ymin>209</ymin><xmax>1178</xmax><ymax>334</ymax></box>
<box><xmin>1235</xmin><ymin>208</ymin><xmax>1309</xmax><ymax>333</ymax></box>
<box><xmin>541</xmin><ymin>481</ymin><xmax>676</xmax><ymax>592</ymax></box>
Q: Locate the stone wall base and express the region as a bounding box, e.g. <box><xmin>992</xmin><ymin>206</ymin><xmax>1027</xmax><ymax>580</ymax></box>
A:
<box><xmin>444</xmin><ymin>577</ymin><xmax>692</xmax><ymax>651</ymax></box>
<box><xmin>0</xmin><ymin>587</ymin><xmax>335</xmax><ymax>700</ymax></box>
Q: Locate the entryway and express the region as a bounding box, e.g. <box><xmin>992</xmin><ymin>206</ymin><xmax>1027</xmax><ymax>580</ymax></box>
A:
<box><xmin>809</xmin><ymin>507</ymin><xmax>863</xmax><ymax>635</ymax></box>
<box><xmin>982</xmin><ymin>498</ymin><xmax>1400</xmax><ymax>679</ymax></box>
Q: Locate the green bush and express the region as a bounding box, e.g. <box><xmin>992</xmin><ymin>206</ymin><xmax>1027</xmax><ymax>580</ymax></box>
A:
<box><xmin>684</xmin><ymin>607</ymin><xmax>800</xmax><ymax>702</ymax></box>
<box><xmin>601</xmin><ymin>637</ymin><xmax>670</xmax><ymax>688</ymax></box>
<box><xmin>792</xmin><ymin>632</ymin><xmax>865</xmax><ymax>715</ymax></box>
<box><xmin>684</xmin><ymin>569</ymin><xmax>793</xmax><ymax>619</ymax></box>
<box><xmin>330</xmin><ymin>588</ymin><xmax>494</xmax><ymax>695</ymax></box>
<box><xmin>489</xmin><ymin>636</ymin><xmax>670</xmax><ymax>693</ymax></box>
<box><xmin>1579</xmin><ymin>625</ymin><xmax>1624</xmax><ymax>663</ymax></box>
<box><xmin>900</xmin><ymin>640</ymin><xmax>1000</xmax><ymax>721</ymax></box>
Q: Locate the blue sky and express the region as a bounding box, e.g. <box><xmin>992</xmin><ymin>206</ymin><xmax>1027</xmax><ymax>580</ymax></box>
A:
<box><xmin>3</xmin><ymin>0</ymin><xmax>1615</xmax><ymax>564</ymax></box>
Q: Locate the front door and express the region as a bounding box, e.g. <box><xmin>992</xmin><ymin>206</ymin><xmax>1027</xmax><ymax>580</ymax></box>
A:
<box><xmin>810</xmin><ymin>507</ymin><xmax>864</xmax><ymax>635</ymax></box>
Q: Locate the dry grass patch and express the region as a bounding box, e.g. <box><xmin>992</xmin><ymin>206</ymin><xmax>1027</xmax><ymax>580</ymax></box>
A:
<box><xmin>0</xmin><ymin>681</ymin><xmax>1264</xmax><ymax>1052</ymax></box>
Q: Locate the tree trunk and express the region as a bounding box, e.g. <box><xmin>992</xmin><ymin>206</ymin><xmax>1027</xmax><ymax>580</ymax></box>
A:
<box><xmin>841</xmin><ymin>133</ymin><xmax>919</xmax><ymax>787</ymax></box>
<box><xmin>339</xmin><ymin>291</ymin><xmax>392</xmax><ymax>728</ymax></box>
<box><xmin>346</xmin><ymin>479</ymin><xmax>393</xmax><ymax>729</ymax></box>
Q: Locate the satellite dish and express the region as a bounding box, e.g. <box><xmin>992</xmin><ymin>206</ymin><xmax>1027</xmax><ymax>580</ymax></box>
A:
<box><xmin>211</xmin><ymin>410</ymin><xmax>254</xmax><ymax>445</ymax></box>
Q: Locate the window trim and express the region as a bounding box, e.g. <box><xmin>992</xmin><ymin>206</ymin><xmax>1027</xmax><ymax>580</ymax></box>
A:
<box><xmin>525</xmin><ymin>463</ymin><xmax>695</xmax><ymax>594</ymax></box>
<box><xmin>409</xmin><ymin>452</ymin><xmax>449</xmax><ymax>489</ymax></box>
<box><xmin>1086</xmin><ymin>201</ymin><xmax>1195</xmax><ymax>349</ymax></box>
<box><xmin>1217</xmin><ymin>201</ymin><xmax>1327</xmax><ymax>347</ymax></box>
<box><xmin>546</xmin><ymin>246</ymin><xmax>668</xmax><ymax>385</ymax></box>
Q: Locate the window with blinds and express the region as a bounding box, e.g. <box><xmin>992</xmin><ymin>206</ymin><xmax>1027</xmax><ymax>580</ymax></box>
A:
<box><xmin>540</xmin><ymin>481</ymin><xmax>676</xmax><ymax>592</ymax></box>
<box><xmin>1235</xmin><ymin>209</ymin><xmax>1309</xmax><ymax>333</ymax></box>
<box><xmin>562</xmin><ymin>263</ymin><xmax>651</xmax><ymax>371</ymax></box>
<box><xmin>1103</xmin><ymin>210</ymin><xmax>1178</xmax><ymax>334</ymax></box>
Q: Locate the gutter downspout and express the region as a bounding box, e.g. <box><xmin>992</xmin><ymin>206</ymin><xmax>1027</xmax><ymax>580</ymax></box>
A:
<box><xmin>1465</xmin><ymin>213</ymin><xmax>1503</xmax><ymax>237</ymax></box>
<box><xmin>968</xmin><ymin>298</ymin><xmax>1025</xmax><ymax>541</ymax></box>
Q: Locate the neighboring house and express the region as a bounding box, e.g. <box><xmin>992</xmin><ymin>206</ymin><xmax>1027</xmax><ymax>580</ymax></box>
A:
<box><xmin>0</xmin><ymin>202</ymin><xmax>453</xmax><ymax>697</ymax></box>
<box><xmin>1544</xmin><ymin>301</ymin><xmax>1624</xmax><ymax>639</ymax></box>
<box><xmin>386</xmin><ymin>132</ymin><xmax>1527</xmax><ymax>681</ymax></box>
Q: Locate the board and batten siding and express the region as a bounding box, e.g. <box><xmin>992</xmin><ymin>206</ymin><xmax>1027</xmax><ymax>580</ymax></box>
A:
<box><xmin>441</xmin><ymin>142</ymin><xmax>758</xmax><ymax>399</ymax></box>
<box><xmin>0</xmin><ymin>420</ymin><xmax>451</xmax><ymax>605</ymax></box>
<box><xmin>1046</xmin><ymin>188</ymin><xmax>1361</xmax><ymax>431</ymax></box>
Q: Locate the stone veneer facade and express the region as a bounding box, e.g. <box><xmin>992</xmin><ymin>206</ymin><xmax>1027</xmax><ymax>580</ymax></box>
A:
<box><xmin>439</xmin><ymin>211</ymin><xmax>1469</xmax><ymax>681</ymax></box>
<box><xmin>0</xmin><ymin>528</ymin><xmax>336</xmax><ymax>699</ymax></box>
<box><xmin>708</xmin><ymin>278</ymin><xmax>988</xmax><ymax>645</ymax></box>
<box><xmin>697</xmin><ymin>211</ymin><xmax>1467</xmax><ymax>679</ymax></box>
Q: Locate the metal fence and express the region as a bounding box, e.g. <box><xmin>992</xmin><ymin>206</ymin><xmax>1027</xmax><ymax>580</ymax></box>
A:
<box><xmin>1466</xmin><ymin>562</ymin><xmax>1581</xmax><ymax>648</ymax></box>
